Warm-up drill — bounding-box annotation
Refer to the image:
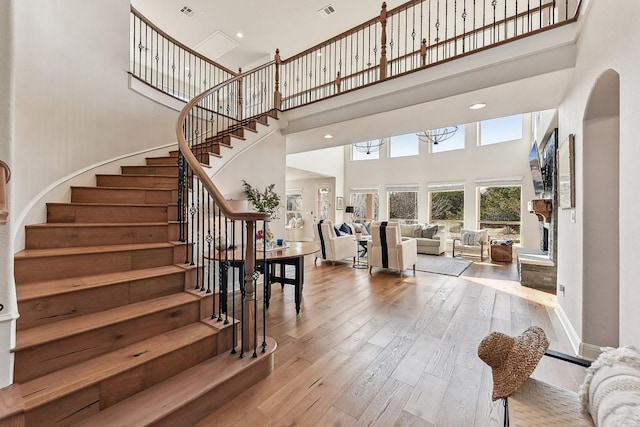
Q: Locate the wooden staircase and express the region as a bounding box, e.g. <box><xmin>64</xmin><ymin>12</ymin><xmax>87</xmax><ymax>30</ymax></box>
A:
<box><xmin>9</xmin><ymin>114</ymin><xmax>277</xmax><ymax>426</ymax></box>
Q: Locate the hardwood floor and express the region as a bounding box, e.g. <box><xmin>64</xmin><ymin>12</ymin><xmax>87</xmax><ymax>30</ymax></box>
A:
<box><xmin>196</xmin><ymin>254</ymin><xmax>586</xmax><ymax>426</ymax></box>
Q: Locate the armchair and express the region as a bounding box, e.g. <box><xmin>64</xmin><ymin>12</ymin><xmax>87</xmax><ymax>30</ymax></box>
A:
<box><xmin>367</xmin><ymin>221</ymin><xmax>417</xmax><ymax>275</ymax></box>
<box><xmin>452</xmin><ymin>228</ymin><xmax>490</xmax><ymax>261</ymax></box>
<box><xmin>312</xmin><ymin>220</ymin><xmax>357</xmax><ymax>266</ymax></box>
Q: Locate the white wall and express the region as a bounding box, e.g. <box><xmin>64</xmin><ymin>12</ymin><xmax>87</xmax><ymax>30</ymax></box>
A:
<box><xmin>287</xmin><ymin>146</ymin><xmax>345</xmax><ymax>223</ymax></box>
<box><xmin>12</xmin><ymin>0</ymin><xmax>179</xmax><ymax>245</ymax></box>
<box><xmin>557</xmin><ymin>0</ymin><xmax>640</xmax><ymax>352</ymax></box>
<box><xmin>213</xmin><ymin>131</ymin><xmax>287</xmax><ymax>239</ymax></box>
<box><xmin>0</xmin><ymin>0</ymin><xmax>16</xmax><ymax>388</ymax></box>
<box><xmin>342</xmin><ymin>118</ymin><xmax>540</xmax><ymax>247</ymax></box>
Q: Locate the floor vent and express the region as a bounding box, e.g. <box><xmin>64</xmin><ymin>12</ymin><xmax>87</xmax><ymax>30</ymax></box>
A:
<box><xmin>318</xmin><ymin>4</ymin><xmax>336</xmax><ymax>17</ymax></box>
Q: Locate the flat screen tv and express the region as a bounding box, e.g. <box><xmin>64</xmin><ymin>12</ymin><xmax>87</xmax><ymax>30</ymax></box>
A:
<box><xmin>529</xmin><ymin>142</ymin><xmax>545</xmax><ymax>196</ymax></box>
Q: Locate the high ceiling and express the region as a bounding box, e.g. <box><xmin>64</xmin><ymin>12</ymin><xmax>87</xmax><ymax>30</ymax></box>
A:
<box><xmin>131</xmin><ymin>0</ymin><xmax>408</xmax><ymax>71</ymax></box>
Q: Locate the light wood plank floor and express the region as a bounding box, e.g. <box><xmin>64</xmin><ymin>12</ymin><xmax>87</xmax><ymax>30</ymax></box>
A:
<box><xmin>197</xmin><ymin>254</ymin><xmax>586</xmax><ymax>427</ymax></box>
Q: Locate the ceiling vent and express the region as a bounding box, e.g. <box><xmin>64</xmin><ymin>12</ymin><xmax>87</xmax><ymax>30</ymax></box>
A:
<box><xmin>179</xmin><ymin>5</ymin><xmax>196</xmax><ymax>17</ymax></box>
<box><xmin>318</xmin><ymin>4</ymin><xmax>336</xmax><ymax>17</ymax></box>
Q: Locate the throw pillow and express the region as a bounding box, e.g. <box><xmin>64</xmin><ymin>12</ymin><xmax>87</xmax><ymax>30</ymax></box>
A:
<box><xmin>460</xmin><ymin>229</ymin><xmax>488</xmax><ymax>245</ymax></box>
<box><xmin>334</xmin><ymin>226</ymin><xmax>342</xmax><ymax>236</ymax></box>
<box><xmin>411</xmin><ymin>225</ymin><xmax>423</xmax><ymax>238</ymax></box>
<box><xmin>422</xmin><ymin>224</ymin><xmax>439</xmax><ymax>239</ymax></box>
<box><xmin>339</xmin><ymin>223</ymin><xmax>352</xmax><ymax>235</ymax></box>
<box><xmin>579</xmin><ymin>345</ymin><xmax>640</xmax><ymax>426</ymax></box>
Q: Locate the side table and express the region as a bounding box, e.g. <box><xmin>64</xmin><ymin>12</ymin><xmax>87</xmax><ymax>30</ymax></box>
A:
<box><xmin>354</xmin><ymin>237</ymin><xmax>369</xmax><ymax>269</ymax></box>
<box><xmin>490</xmin><ymin>242</ymin><xmax>513</xmax><ymax>262</ymax></box>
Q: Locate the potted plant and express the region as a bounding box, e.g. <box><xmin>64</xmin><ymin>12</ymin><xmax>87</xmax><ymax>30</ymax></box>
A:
<box><xmin>241</xmin><ymin>180</ymin><xmax>281</xmax><ymax>245</ymax></box>
<box><xmin>241</xmin><ymin>180</ymin><xmax>281</xmax><ymax>217</ymax></box>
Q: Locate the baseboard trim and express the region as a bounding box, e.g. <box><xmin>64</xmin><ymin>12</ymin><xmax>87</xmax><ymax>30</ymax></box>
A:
<box><xmin>555</xmin><ymin>303</ymin><xmax>581</xmax><ymax>355</ymax></box>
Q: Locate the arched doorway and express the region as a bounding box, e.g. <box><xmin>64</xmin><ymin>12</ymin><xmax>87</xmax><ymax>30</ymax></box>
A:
<box><xmin>582</xmin><ymin>69</ymin><xmax>620</xmax><ymax>348</ymax></box>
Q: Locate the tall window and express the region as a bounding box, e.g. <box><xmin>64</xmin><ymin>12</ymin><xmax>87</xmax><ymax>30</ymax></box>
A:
<box><xmin>316</xmin><ymin>186</ymin><xmax>331</xmax><ymax>221</ymax></box>
<box><xmin>387</xmin><ymin>186</ymin><xmax>419</xmax><ymax>224</ymax></box>
<box><xmin>478</xmin><ymin>185</ymin><xmax>522</xmax><ymax>242</ymax></box>
<box><xmin>480</xmin><ymin>114</ymin><xmax>523</xmax><ymax>146</ymax></box>
<box><xmin>350</xmin><ymin>189</ymin><xmax>379</xmax><ymax>221</ymax></box>
<box><xmin>428</xmin><ymin>184</ymin><xmax>464</xmax><ymax>240</ymax></box>
<box><xmin>389</xmin><ymin>133</ymin><xmax>419</xmax><ymax>158</ymax></box>
<box><xmin>285</xmin><ymin>189</ymin><xmax>303</xmax><ymax>223</ymax></box>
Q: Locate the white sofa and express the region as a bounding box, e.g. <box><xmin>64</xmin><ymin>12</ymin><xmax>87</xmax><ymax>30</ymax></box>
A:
<box><xmin>398</xmin><ymin>223</ymin><xmax>446</xmax><ymax>255</ymax></box>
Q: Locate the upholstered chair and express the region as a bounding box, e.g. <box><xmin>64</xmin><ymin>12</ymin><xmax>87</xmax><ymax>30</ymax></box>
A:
<box><xmin>367</xmin><ymin>221</ymin><xmax>417</xmax><ymax>275</ymax></box>
<box><xmin>452</xmin><ymin>229</ymin><xmax>490</xmax><ymax>261</ymax></box>
<box><xmin>312</xmin><ymin>220</ymin><xmax>357</xmax><ymax>266</ymax></box>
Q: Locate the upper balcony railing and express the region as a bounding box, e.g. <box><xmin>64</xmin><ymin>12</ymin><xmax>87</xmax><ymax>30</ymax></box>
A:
<box><xmin>132</xmin><ymin>1</ymin><xmax>581</xmax><ymax>111</ymax></box>
<box><xmin>278</xmin><ymin>0</ymin><xmax>581</xmax><ymax>109</ymax></box>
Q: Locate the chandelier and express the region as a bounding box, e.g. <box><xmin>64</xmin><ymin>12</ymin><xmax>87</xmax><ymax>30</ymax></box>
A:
<box><xmin>416</xmin><ymin>125</ymin><xmax>458</xmax><ymax>145</ymax></box>
<box><xmin>353</xmin><ymin>139</ymin><xmax>384</xmax><ymax>155</ymax></box>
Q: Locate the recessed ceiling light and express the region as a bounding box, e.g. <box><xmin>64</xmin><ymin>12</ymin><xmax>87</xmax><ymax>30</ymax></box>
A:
<box><xmin>469</xmin><ymin>102</ymin><xmax>487</xmax><ymax>110</ymax></box>
<box><xmin>236</xmin><ymin>32</ymin><xmax>243</xmax><ymax>38</ymax></box>
<box><xmin>324</xmin><ymin>134</ymin><xmax>333</xmax><ymax>139</ymax></box>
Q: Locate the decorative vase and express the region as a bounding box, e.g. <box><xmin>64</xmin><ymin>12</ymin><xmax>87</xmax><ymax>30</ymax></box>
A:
<box><xmin>214</xmin><ymin>235</ymin><xmax>229</xmax><ymax>250</ymax></box>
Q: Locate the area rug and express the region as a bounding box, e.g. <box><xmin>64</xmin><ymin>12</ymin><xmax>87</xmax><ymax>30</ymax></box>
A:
<box><xmin>414</xmin><ymin>255</ymin><xmax>472</xmax><ymax>276</ymax></box>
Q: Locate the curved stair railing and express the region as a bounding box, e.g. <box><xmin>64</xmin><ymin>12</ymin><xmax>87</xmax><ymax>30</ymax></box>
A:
<box><xmin>130</xmin><ymin>6</ymin><xmax>238</xmax><ymax>101</ymax></box>
<box><xmin>176</xmin><ymin>61</ymin><xmax>278</xmax><ymax>356</ymax></box>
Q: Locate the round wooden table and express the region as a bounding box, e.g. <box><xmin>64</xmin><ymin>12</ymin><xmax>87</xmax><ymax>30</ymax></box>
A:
<box><xmin>211</xmin><ymin>241</ymin><xmax>319</xmax><ymax>314</ymax></box>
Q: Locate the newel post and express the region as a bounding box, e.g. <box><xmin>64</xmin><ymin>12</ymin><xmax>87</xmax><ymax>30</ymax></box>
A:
<box><xmin>379</xmin><ymin>2</ymin><xmax>388</xmax><ymax>80</ymax></box>
<box><xmin>421</xmin><ymin>38</ymin><xmax>427</xmax><ymax>67</ymax></box>
<box><xmin>242</xmin><ymin>220</ymin><xmax>256</xmax><ymax>354</ymax></box>
<box><xmin>335</xmin><ymin>71</ymin><xmax>342</xmax><ymax>94</ymax></box>
<box><xmin>237</xmin><ymin>67</ymin><xmax>243</xmax><ymax>122</ymax></box>
<box><xmin>274</xmin><ymin>49</ymin><xmax>282</xmax><ymax>110</ymax></box>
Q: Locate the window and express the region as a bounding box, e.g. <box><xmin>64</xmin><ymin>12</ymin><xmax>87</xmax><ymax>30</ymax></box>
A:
<box><xmin>389</xmin><ymin>133</ymin><xmax>419</xmax><ymax>158</ymax></box>
<box><xmin>478</xmin><ymin>185</ymin><xmax>522</xmax><ymax>242</ymax></box>
<box><xmin>350</xmin><ymin>189</ymin><xmax>379</xmax><ymax>221</ymax></box>
<box><xmin>431</xmin><ymin>126</ymin><xmax>466</xmax><ymax>153</ymax></box>
<box><xmin>387</xmin><ymin>186</ymin><xmax>419</xmax><ymax>224</ymax></box>
<box><xmin>480</xmin><ymin>114</ymin><xmax>523</xmax><ymax>146</ymax></box>
<box><xmin>428</xmin><ymin>184</ymin><xmax>464</xmax><ymax>240</ymax></box>
<box><xmin>285</xmin><ymin>189</ymin><xmax>303</xmax><ymax>223</ymax></box>
<box><xmin>316</xmin><ymin>186</ymin><xmax>331</xmax><ymax>221</ymax></box>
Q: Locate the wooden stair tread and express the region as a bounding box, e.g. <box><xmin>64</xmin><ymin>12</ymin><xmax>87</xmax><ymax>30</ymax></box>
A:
<box><xmin>26</xmin><ymin>222</ymin><xmax>170</xmax><ymax>229</ymax></box>
<box><xmin>71</xmin><ymin>185</ymin><xmax>174</xmax><ymax>193</ymax></box>
<box><xmin>14</xmin><ymin>293</ymin><xmax>200</xmax><ymax>351</ymax></box>
<box><xmin>14</xmin><ymin>242</ymin><xmax>178</xmax><ymax>259</ymax></box>
<box><xmin>20</xmin><ymin>322</ymin><xmax>219</xmax><ymax>410</ymax></box>
<box><xmin>47</xmin><ymin>202</ymin><xmax>177</xmax><ymax>208</ymax></box>
<box><xmin>96</xmin><ymin>174</ymin><xmax>178</xmax><ymax>178</ymax></box>
<box><xmin>17</xmin><ymin>265</ymin><xmax>188</xmax><ymax>301</ymax></box>
<box><xmin>72</xmin><ymin>337</ymin><xmax>276</xmax><ymax>427</ymax></box>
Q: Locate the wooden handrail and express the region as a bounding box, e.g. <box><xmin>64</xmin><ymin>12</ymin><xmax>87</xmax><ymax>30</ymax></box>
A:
<box><xmin>175</xmin><ymin>62</ymin><xmax>273</xmax><ymax>222</ymax></box>
<box><xmin>130</xmin><ymin>6</ymin><xmax>238</xmax><ymax>77</ymax></box>
<box><xmin>0</xmin><ymin>160</ymin><xmax>10</xmax><ymax>225</ymax></box>
<box><xmin>280</xmin><ymin>2</ymin><xmax>574</xmax><ymax>107</ymax></box>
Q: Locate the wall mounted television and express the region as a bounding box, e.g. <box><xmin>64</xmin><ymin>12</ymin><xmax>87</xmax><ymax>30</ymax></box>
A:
<box><xmin>529</xmin><ymin>142</ymin><xmax>545</xmax><ymax>196</ymax></box>
<box><xmin>529</xmin><ymin>129</ymin><xmax>557</xmax><ymax>198</ymax></box>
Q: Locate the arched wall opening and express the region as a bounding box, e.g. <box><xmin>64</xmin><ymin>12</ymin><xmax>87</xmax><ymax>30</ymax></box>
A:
<box><xmin>581</xmin><ymin>69</ymin><xmax>620</xmax><ymax>348</ymax></box>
